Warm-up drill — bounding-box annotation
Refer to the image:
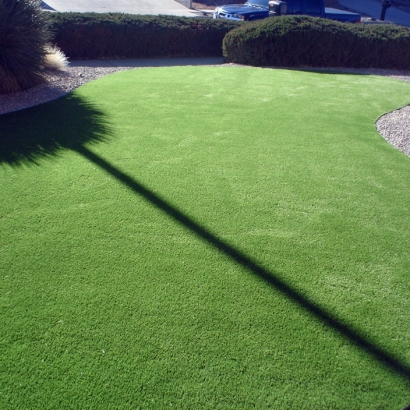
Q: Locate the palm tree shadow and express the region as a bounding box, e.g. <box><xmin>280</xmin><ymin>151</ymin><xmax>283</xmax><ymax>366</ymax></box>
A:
<box><xmin>0</xmin><ymin>93</ymin><xmax>112</xmax><ymax>166</ymax></box>
<box><xmin>1</xmin><ymin>95</ymin><xmax>410</xmax><ymax>385</ymax></box>
<box><xmin>77</xmin><ymin>145</ymin><xmax>410</xmax><ymax>382</ymax></box>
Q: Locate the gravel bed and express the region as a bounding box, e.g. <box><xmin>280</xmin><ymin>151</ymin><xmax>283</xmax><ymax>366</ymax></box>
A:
<box><xmin>1</xmin><ymin>64</ymin><xmax>409</xmax><ymax>157</ymax></box>
<box><xmin>0</xmin><ymin>66</ymin><xmax>130</xmax><ymax>116</ymax></box>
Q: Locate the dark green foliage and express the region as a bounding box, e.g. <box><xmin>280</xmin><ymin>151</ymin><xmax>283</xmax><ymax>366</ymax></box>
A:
<box><xmin>0</xmin><ymin>0</ymin><xmax>51</xmax><ymax>93</ymax></box>
<box><xmin>47</xmin><ymin>13</ymin><xmax>240</xmax><ymax>59</ymax></box>
<box><xmin>222</xmin><ymin>16</ymin><xmax>410</xmax><ymax>69</ymax></box>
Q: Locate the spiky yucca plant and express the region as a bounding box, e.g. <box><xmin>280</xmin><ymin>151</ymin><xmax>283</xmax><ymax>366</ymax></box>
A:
<box><xmin>0</xmin><ymin>0</ymin><xmax>51</xmax><ymax>94</ymax></box>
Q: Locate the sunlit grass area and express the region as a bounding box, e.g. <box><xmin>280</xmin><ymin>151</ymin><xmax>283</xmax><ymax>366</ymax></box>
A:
<box><xmin>1</xmin><ymin>66</ymin><xmax>410</xmax><ymax>409</ymax></box>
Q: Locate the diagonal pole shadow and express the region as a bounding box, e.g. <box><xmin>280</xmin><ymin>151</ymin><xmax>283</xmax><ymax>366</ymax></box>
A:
<box><xmin>76</xmin><ymin>144</ymin><xmax>410</xmax><ymax>381</ymax></box>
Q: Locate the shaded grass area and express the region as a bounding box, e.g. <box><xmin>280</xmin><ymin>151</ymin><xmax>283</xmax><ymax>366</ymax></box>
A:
<box><xmin>1</xmin><ymin>67</ymin><xmax>410</xmax><ymax>409</ymax></box>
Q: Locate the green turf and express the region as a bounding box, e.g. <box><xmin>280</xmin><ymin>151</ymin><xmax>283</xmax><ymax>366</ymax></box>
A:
<box><xmin>1</xmin><ymin>66</ymin><xmax>410</xmax><ymax>409</ymax></box>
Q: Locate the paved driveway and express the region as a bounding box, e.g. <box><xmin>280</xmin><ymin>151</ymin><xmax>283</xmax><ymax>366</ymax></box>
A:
<box><xmin>42</xmin><ymin>0</ymin><xmax>198</xmax><ymax>16</ymax></box>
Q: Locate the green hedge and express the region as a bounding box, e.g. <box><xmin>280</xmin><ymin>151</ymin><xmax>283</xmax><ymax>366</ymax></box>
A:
<box><xmin>222</xmin><ymin>16</ymin><xmax>410</xmax><ymax>69</ymax></box>
<box><xmin>47</xmin><ymin>13</ymin><xmax>240</xmax><ymax>59</ymax></box>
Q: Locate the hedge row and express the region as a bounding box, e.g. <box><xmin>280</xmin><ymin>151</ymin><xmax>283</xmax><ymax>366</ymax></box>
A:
<box><xmin>47</xmin><ymin>13</ymin><xmax>240</xmax><ymax>59</ymax></box>
<box><xmin>222</xmin><ymin>16</ymin><xmax>410</xmax><ymax>69</ymax></box>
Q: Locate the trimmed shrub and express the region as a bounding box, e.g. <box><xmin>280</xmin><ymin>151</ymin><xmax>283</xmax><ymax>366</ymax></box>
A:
<box><xmin>0</xmin><ymin>0</ymin><xmax>51</xmax><ymax>93</ymax></box>
<box><xmin>222</xmin><ymin>16</ymin><xmax>410</xmax><ymax>69</ymax></box>
<box><xmin>48</xmin><ymin>13</ymin><xmax>241</xmax><ymax>60</ymax></box>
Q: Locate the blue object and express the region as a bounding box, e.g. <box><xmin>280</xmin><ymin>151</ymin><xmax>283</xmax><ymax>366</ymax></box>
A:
<box><xmin>213</xmin><ymin>0</ymin><xmax>361</xmax><ymax>22</ymax></box>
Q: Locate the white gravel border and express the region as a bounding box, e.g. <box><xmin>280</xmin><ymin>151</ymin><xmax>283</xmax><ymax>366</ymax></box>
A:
<box><xmin>376</xmin><ymin>105</ymin><xmax>410</xmax><ymax>157</ymax></box>
<box><xmin>1</xmin><ymin>64</ymin><xmax>409</xmax><ymax>157</ymax></box>
<box><xmin>0</xmin><ymin>66</ymin><xmax>130</xmax><ymax>116</ymax></box>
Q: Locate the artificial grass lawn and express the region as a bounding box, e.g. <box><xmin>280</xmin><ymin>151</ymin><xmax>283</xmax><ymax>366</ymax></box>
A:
<box><xmin>1</xmin><ymin>66</ymin><xmax>410</xmax><ymax>409</ymax></box>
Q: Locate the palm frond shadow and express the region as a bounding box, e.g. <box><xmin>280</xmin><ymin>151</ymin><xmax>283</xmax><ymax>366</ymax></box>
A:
<box><xmin>1</xmin><ymin>96</ymin><xmax>410</xmax><ymax>383</ymax></box>
<box><xmin>77</xmin><ymin>145</ymin><xmax>410</xmax><ymax>382</ymax></box>
<box><xmin>0</xmin><ymin>93</ymin><xmax>112</xmax><ymax>166</ymax></box>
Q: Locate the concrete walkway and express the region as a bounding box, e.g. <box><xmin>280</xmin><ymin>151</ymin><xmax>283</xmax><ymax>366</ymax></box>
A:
<box><xmin>68</xmin><ymin>57</ymin><xmax>225</xmax><ymax>67</ymax></box>
<box><xmin>42</xmin><ymin>0</ymin><xmax>198</xmax><ymax>16</ymax></box>
<box><xmin>339</xmin><ymin>0</ymin><xmax>410</xmax><ymax>26</ymax></box>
